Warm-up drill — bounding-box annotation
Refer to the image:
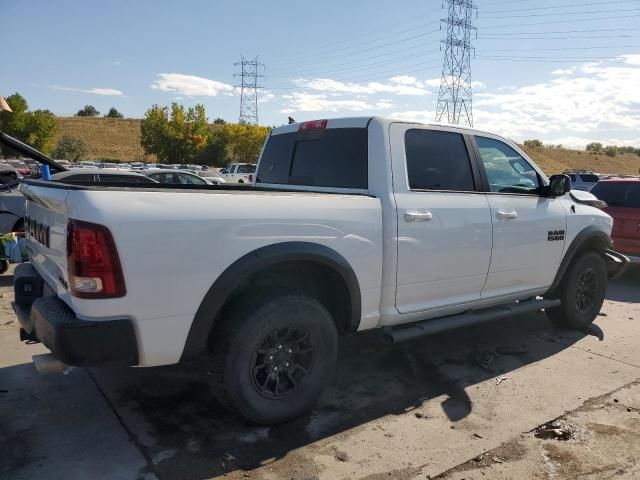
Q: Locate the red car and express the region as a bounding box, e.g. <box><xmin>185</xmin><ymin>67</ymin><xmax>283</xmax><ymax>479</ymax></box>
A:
<box><xmin>590</xmin><ymin>177</ymin><xmax>640</xmax><ymax>263</ymax></box>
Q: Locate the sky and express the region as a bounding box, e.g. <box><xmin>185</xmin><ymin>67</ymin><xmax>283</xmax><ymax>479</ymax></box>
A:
<box><xmin>2</xmin><ymin>0</ymin><xmax>640</xmax><ymax>147</ymax></box>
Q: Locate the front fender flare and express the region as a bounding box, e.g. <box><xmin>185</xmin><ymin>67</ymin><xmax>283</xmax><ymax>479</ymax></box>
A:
<box><xmin>545</xmin><ymin>226</ymin><xmax>613</xmax><ymax>296</ymax></box>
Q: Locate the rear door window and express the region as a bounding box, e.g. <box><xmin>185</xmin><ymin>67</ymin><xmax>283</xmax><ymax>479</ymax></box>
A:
<box><xmin>404</xmin><ymin>129</ymin><xmax>475</xmax><ymax>191</ymax></box>
<box><xmin>257</xmin><ymin>128</ymin><xmax>368</xmax><ymax>189</ymax></box>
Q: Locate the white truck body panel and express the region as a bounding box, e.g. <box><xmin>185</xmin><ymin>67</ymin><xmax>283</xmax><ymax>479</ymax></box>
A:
<box><xmin>21</xmin><ymin>185</ymin><xmax>382</xmax><ymax>365</ymax></box>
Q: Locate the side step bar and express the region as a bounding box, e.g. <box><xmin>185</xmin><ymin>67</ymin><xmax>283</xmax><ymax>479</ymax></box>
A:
<box><xmin>383</xmin><ymin>298</ymin><xmax>561</xmax><ymax>344</ymax></box>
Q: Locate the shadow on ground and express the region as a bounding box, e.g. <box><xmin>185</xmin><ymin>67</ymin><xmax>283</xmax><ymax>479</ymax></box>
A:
<box><xmin>94</xmin><ymin>312</ymin><xmax>619</xmax><ymax>478</ymax></box>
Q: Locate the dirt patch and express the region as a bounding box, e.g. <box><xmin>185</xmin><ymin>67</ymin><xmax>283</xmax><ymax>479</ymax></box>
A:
<box><xmin>436</xmin><ymin>380</ymin><xmax>640</xmax><ymax>480</ymax></box>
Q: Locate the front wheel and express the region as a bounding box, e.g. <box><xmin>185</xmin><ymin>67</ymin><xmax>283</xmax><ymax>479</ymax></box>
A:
<box><xmin>209</xmin><ymin>295</ymin><xmax>338</xmax><ymax>424</ymax></box>
<box><xmin>546</xmin><ymin>251</ymin><xmax>607</xmax><ymax>330</ymax></box>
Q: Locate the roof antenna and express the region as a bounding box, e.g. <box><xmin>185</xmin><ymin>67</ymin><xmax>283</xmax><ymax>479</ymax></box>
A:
<box><xmin>288</xmin><ymin>116</ymin><xmax>296</xmax><ymax>124</ymax></box>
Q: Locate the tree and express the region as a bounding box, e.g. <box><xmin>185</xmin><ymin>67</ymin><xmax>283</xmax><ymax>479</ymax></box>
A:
<box><xmin>140</xmin><ymin>103</ymin><xmax>210</xmax><ymax>164</ymax></box>
<box><xmin>77</xmin><ymin>105</ymin><xmax>100</xmax><ymax>117</ymax></box>
<box><xmin>200</xmin><ymin>123</ymin><xmax>270</xmax><ymax>166</ymax></box>
<box><xmin>523</xmin><ymin>139</ymin><xmax>543</xmax><ymax>148</ymax></box>
<box><xmin>0</xmin><ymin>93</ymin><xmax>57</xmax><ymax>155</ymax></box>
<box><xmin>53</xmin><ymin>136</ymin><xmax>89</xmax><ymax>161</ymax></box>
<box><xmin>104</xmin><ymin>107</ymin><xmax>124</xmax><ymax>119</ymax></box>
<box><xmin>213</xmin><ymin>117</ymin><xmax>226</xmax><ymax>124</ymax></box>
<box><xmin>586</xmin><ymin>142</ymin><xmax>603</xmax><ymax>152</ymax></box>
<box><xmin>604</xmin><ymin>146</ymin><xmax>617</xmax><ymax>157</ymax></box>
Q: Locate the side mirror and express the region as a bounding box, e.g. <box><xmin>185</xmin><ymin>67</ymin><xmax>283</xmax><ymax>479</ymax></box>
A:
<box><xmin>545</xmin><ymin>174</ymin><xmax>571</xmax><ymax>197</ymax></box>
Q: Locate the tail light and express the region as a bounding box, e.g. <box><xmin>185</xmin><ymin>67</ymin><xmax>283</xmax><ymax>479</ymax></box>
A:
<box><xmin>298</xmin><ymin>119</ymin><xmax>327</xmax><ymax>131</ymax></box>
<box><xmin>67</xmin><ymin>219</ymin><xmax>126</xmax><ymax>298</ymax></box>
<box><xmin>248</xmin><ymin>174</ymin><xmax>253</xmax><ymax>182</ymax></box>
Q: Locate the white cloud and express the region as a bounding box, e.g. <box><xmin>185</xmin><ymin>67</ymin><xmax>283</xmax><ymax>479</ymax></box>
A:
<box><xmin>51</xmin><ymin>85</ymin><xmax>123</xmax><ymax>96</ymax></box>
<box><xmin>620</xmin><ymin>54</ymin><xmax>640</xmax><ymax>65</ymax></box>
<box><xmin>473</xmin><ymin>58</ymin><xmax>640</xmax><ymax>144</ymax></box>
<box><xmin>389</xmin><ymin>75</ymin><xmax>420</xmax><ymax>86</ymax></box>
<box><xmin>292</xmin><ymin>77</ymin><xmax>430</xmax><ymax>96</ymax></box>
<box><xmin>388</xmin><ymin>110</ymin><xmax>435</xmax><ymax>123</ymax></box>
<box><xmin>280</xmin><ymin>92</ymin><xmax>372</xmax><ymax>113</ymax></box>
<box><xmin>151</xmin><ymin>73</ymin><xmax>233</xmax><ymax>97</ymax></box>
<box><xmin>258</xmin><ymin>91</ymin><xmax>276</xmax><ymax>104</ymax></box>
<box><xmin>375</xmin><ymin>100</ymin><xmax>394</xmax><ymax>110</ymax></box>
<box><xmin>551</xmin><ymin>68</ymin><xmax>573</xmax><ymax>76</ymax></box>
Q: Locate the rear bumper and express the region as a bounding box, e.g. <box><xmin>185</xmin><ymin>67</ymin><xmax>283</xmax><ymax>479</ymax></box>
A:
<box><xmin>13</xmin><ymin>263</ymin><xmax>138</xmax><ymax>367</ymax></box>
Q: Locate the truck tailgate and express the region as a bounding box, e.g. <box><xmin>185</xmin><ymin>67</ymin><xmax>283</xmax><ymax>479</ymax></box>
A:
<box><xmin>20</xmin><ymin>182</ymin><xmax>70</xmax><ymax>295</ymax></box>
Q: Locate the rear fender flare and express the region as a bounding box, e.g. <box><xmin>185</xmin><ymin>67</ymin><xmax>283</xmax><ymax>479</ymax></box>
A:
<box><xmin>180</xmin><ymin>242</ymin><xmax>361</xmax><ymax>361</ymax></box>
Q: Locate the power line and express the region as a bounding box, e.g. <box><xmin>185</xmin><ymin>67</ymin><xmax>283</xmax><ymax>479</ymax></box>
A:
<box><xmin>436</xmin><ymin>0</ymin><xmax>477</xmax><ymax>127</ymax></box>
<box><xmin>478</xmin><ymin>34</ymin><xmax>636</xmax><ymax>40</ymax></box>
<box><xmin>272</xmin><ymin>28</ymin><xmax>440</xmax><ymax>68</ymax></box>
<box><xmin>273</xmin><ymin>48</ymin><xmax>441</xmax><ymax>79</ymax></box>
<box><xmin>234</xmin><ymin>56</ymin><xmax>264</xmax><ymax>125</ymax></box>
<box><xmin>481</xmin><ymin>45</ymin><xmax>640</xmax><ymax>52</ymax></box>
<box><xmin>477</xmin><ymin>55</ymin><xmax>628</xmax><ymax>63</ymax></box>
<box><xmin>483</xmin><ymin>0</ymin><xmax>639</xmax><ymax>14</ymax></box>
<box><xmin>267</xmin><ymin>61</ymin><xmax>442</xmax><ymax>91</ymax></box>
<box><xmin>271</xmin><ymin>10</ymin><xmax>442</xmax><ymax>65</ymax></box>
<box><xmin>482</xmin><ymin>6</ymin><xmax>640</xmax><ymax>19</ymax></box>
<box><xmin>478</xmin><ymin>13</ymin><xmax>640</xmax><ymax>28</ymax></box>
<box><xmin>479</xmin><ymin>27</ymin><xmax>638</xmax><ymax>35</ymax></box>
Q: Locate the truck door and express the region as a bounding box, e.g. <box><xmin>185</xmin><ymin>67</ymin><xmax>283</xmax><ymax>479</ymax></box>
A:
<box><xmin>390</xmin><ymin>124</ymin><xmax>493</xmax><ymax>314</ymax></box>
<box><xmin>471</xmin><ymin>135</ymin><xmax>567</xmax><ymax>297</ymax></box>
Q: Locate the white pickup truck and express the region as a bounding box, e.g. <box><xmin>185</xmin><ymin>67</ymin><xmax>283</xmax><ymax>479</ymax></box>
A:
<box><xmin>7</xmin><ymin>118</ymin><xmax>628</xmax><ymax>424</ymax></box>
<box><xmin>220</xmin><ymin>162</ymin><xmax>256</xmax><ymax>183</ymax></box>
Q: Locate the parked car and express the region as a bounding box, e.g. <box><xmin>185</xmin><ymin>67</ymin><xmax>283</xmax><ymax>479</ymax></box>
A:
<box><xmin>197</xmin><ymin>169</ymin><xmax>226</xmax><ymax>184</ymax></box>
<box><xmin>220</xmin><ymin>163</ymin><xmax>256</xmax><ymax>183</ymax></box>
<box><xmin>0</xmin><ymin>165</ymin><xmax>26</xmax><ymax>232</ymax></box>
<box><xmin>591</xmin><ymin>177</ymin><xmax>640</xmax><ymax>263</ymax></box>
<box><xmin>144</xmin><ymin>168</ymin><xmax>213</xmax><ymax>185</ymax></box>
<box><xmin>8</xmin><ymin>117</ymin><xmax>628</xmax><ymax>425</ymax></box>
<box><xmin>6</xmin><ymin>159</ymin><xmax>32</xmax><ymax>176</ymax></box>
<box><xmin>564</xmin><ymin>171</ymin><xmax>600</xmax><ymax>191</ymax></box>
<box><xmin>51</xmin><ymin>168</ymin><xmax>158</xmax><ymax>184</ymax></box>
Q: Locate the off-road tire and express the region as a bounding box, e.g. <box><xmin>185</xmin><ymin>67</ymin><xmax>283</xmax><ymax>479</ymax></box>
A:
<box><xmin>209</xmin><ymin>294</ymin><xmax>338</xmax><ymax>424</ymax></box>
<box><xmin>547</xmin><ymin>251</ymin><xmax>607</xmax><ymax>330</ymax></box>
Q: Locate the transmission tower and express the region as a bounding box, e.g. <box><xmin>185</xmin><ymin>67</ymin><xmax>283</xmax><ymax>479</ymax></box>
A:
<box><xmin>234</xmin><ymin>56</ymin><xmax>264</xmax><ymax>124</ymax></box>
<box><xmin>435</xmin><ymin>0</ymin><xmax>477</xmax><ymax>127</ymax></box>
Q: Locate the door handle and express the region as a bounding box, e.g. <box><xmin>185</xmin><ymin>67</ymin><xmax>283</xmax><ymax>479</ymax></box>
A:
<box><xmin>496</xmin><ymin>210</ymin><xmax>518</xmax><ymax>220</ymax></box>
<box><xmin>404</xmin><ymin>211</ymin><xmax>433</xmax><ymax>222</ymax></box>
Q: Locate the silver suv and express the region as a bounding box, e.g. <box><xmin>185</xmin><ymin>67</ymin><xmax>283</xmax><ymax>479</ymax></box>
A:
<box><xmin>564</xmin><ymin>171</ymin><xmax>600</xmax><ymax>191</ymax></box>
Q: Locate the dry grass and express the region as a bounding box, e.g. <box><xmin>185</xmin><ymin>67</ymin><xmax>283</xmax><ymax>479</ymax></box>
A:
<box><xmin>53</xmin><ymin>117</ymin><xmax>155</xmax><ymax>162</ymax></box>
<box><xmin>53</xmin><ymin>117</ymin><xmax>640</xmax><ymax>175</ymax></box>
<box><xmin>521</xmin><ymin>145</ymin><xmax>640</xmax><ymax>176</ymax></box>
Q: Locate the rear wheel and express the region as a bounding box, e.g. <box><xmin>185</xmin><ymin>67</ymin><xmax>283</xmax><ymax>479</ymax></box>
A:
<box><xmin>209</xmin><ymin>295</ymin><xmax>338</xmax><ymax>424</ymax></box>
<box><xmin>546</xmin><ymin>251</ymin><xmax>607</xmax><ymax>330</ymax></box>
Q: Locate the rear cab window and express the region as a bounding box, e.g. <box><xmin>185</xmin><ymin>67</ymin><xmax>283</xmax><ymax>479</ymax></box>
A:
<box><xmin>579</xmin><ymin>174</ymin><xmax>599</xmax><ymax>183</ymax></box>
<box><xmin>257</xmin><ymin>127</ymin><xmax>368</xmax><ymax>189</ymax></box>
<box><xmin>591</xmin><ymin>182</ymin><xmax>640</xmax><ymax>208</ymax></box>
